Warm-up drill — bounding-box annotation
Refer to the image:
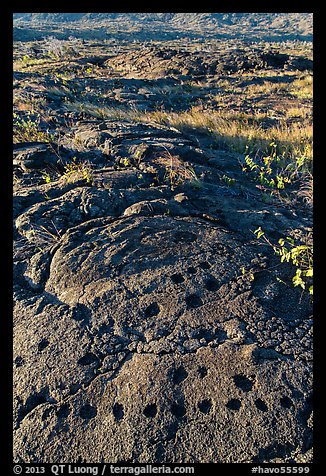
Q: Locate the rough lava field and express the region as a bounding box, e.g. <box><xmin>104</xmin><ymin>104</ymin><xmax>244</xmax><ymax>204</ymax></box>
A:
<box><xmin>13</xmin><ymin>13</ymin><xmax>313</xmax><ymax>464</ymax></box>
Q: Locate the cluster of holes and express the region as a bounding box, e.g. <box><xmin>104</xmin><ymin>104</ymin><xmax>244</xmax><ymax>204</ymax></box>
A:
<box><xmin>111</xmin><ymin>398</ymin><xmax>214</xmax><ymax>421</ymax></box>
<box><xmin>109</xmin><ymin>363</ymin><xmax>214</xmax><ymax>424</ymax></box>
<box><xmin>224</xmin><ymin>373</ymin><xmax>266</xmax><ymax>412</ymax></box>
<box><xmin>39</xmin><ymin>387</ymin><xmax>294</xmax><ymax>426</ymax></box>
<box><xmin>223</xmin><ymin>373</ymin><xmax>295</xmax><ymax>413</ymax></box>
<box><xmin>19</xmin><ymin>349</ymin><xmax>296</xmax><ymax>426</ymax></box>
<box><xmin>169</xmin><ymin>259</ymin><xmax>220</xmax><ymax>309</ymax></box>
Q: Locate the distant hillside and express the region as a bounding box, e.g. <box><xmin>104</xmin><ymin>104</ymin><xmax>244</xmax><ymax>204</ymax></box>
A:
<box><xmin>12</xmin><ymin>13</ymin><xmax>313</xmax><ymax>42</ymax></box>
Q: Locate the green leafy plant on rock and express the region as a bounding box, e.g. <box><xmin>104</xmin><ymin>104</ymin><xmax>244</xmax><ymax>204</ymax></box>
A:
<box><xmin>221</xmin><ymin>174</ymin><xmax>236</xmax><ymax>186</ymax></box>
<box><xmin>63</xmin><ymin>157</ymin><xmax>94</xmax><ymax>185</ymax></box>
<box><xmin>254</xmin><ymin>227</ymin><xmax>313</xmax><ymax>295</ymax></box>
<box><xmin>13</xmin><ymin>112</ymin><xmax>53</xmax><ymax>143</ymax></box>
<box><xmin>241</xmin><ymin>142</ymin><xmax>300</xmax><ymax>190</ymax></box>
<box><xmin>40</xmin><ymin>170</ymin><xmax>52</xmax><ymax>183</ymax></box>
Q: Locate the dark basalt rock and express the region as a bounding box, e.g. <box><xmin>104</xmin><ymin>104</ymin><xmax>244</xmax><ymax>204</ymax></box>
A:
<box><xmin>13</xmin><ymin>142</ymin><xmax>70</xmax><ymax>172</ymax></box>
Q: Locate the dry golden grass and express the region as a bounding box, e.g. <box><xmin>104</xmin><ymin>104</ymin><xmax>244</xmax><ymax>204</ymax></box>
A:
<box><xmin>244</xmin><ymin>81</ymin><xmax>291</xmax><ymax>96</ymax></box>
<box><xmin>63</xmin><ymin>101</ymin><xmax>135</xmax><ymax>120</ymax></box>
<box><xmin>61</xmin><ymin>98</ymin><xmax>312</xmax><ymax>169</ymax></box>
<box><xmin>285</xmin><ymin>106</ymin><xmax>311</xmax><ymax>119</ymax></box>
<box><xmin>141</xmin><ymin>106</ymin><xmax>313</xmax><ymax>166</ymax></box>
<box><xmin>290</xmin><ymin>74</ymin><xmax>313</xmax><ymax>99</ymax></box>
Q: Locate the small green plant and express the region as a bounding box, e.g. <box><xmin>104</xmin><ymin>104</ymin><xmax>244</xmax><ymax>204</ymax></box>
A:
<box><xmin>41</xmin><ymin>170</ymin><xmax>51</xmax><ymax>183</ymax></box>
<box><xmin>121</xmin><ymin>157</ymin><xmax>131</xmax><ymax>167</ymax></box>
<box><xmin>254</xmin><ymin>227</ymin><xmax>313</xmax><ymax>295</ymax></box>
<box><xmin>63</xmin><ymin>157</ymin><xmax>93</xmax><ymax>185</ymax></box>
<box><xmin>241</xmin><ymin>142</ymin><xmax>294</xmax><ymax>190</ymax></box>
<box><xmin>240</xmin><ymin>267</ymin><xmax>255</xmax><ymax>282</ymax></box>
<box><xmin>13</xmin><ymin>112</ymin><xmax>53</xmax><ymax>143</ymax></box>
<box><xmin>22</xmin><ymin>55</ymin><xmax>30</xmax><ymax>64</ymax></box>
<box><xmin>221</xmin><ymin>174</ymin><xmax>236</xmax><ymax>186</ymax></box>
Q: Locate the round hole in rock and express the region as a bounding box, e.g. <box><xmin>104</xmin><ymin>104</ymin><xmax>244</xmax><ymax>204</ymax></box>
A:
<box><xmin>79</xmin><ymin>404</ymin><xmax>97</xmax><ymax>420</ymax></box>
<box><xmin>78</xmin><ymin>353</ymin><xmax>99</xmax><ymax>366</ymax></box>
<box><xmin>166</xmin><ymin>421</ymin><xmax>178</xmax><ymax>441</ymax></box>
<box><xmin>199</xmin><ymin>261</ymin><xmax>211</xmax><ymax>269</ymax></box>
<box><xmin>113</xmin><ymin>402</ymin><xmax>124</xmax><ymax>421</ymax></box>
<box><xmin>255</xmin><ymin>398</ymin><xmax>268</xmax><ymax>412</ymax></box>
<box><xmin>38</xmin><ymin>338</ymin><xmax>49</xmax><ymax>352</ymax></box>
<box><xmin>14</xmin><ymin>356</ymin><xmax>25</xmax><ymax>368</ymax></box>
<box><xmin>171</xmin><ymin>402</ymin><xmax>186</xmax><ymax>419</ymax></box>
<box><xmin>172</xmin><ymin>366</ymin><xmax>188</xmax><ymax>385</ymax></box>
<box><xmin>171</xmin><ymin>273</ymin><xmax>185</xmax><ymax>284</ymax></box>
<box><xmin>233</xmin><ymin>374</ymin><xmax>254</xmax><ymax>392</ymax></box>
<box><xmin>57</xmin><ymin>403</ymin><xmax>71</xmax><ymax>419</ymax></box>
<box><xmin>155</xmin><ymin>443</ymin><xmax>165</xmax><ymax>462</ymax></box>
<box><xmin>205</xmin><ymin>278</ymin><xmax>219</xmax><ymax>292</ymax></box>
<box><xmin>144</xmin><ymin>302</ymin><xmax>160</xmax><ymax>317</ymax></box>
<box><xmin>226</xmin><ymin>398</ymin><xmax>241</xmax><ymax>411</ymax></box>
<box><xmin>187</xmin><ymin>266</ymin><xmax>197</xmax><ymax>274</ymax></box>
<box><xmin>198</xmin><ymin>366</ymin><xmax>208</xmax><ymax>378</ymax></box>
<box><xmin>198</xmin><ymin>399</ymin><xmax>212</xmax><ymax>414</ymax></box>
<box><xmin>280</xmin><ymin>396</ymin><xmax>294</xmax><ymax>409</ymax></box>
<box><xmin>143</xmin><ymin>403</ymin><xmax>157</xmax><ymax>418</ymax></box>
<box><xmin>173</xmin><ymin>231</ymin><xmax>197</xmax><ymax>243</ymax></box>
<box><xmin>185</xmin><ymin>294</ymin><xmax>203</xmax><ymax>309</ymax></box>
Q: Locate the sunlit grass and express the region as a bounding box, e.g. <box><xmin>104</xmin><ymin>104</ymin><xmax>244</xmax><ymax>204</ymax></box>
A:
<box><xmin>140</xmin><ymin>106</ymin><xmax>313</xmax><ymax>166</ymax></box>
<box><xmin>290</xmin><ymin>74</ymin><xmax>313</xmax><ymax>99</ymax></box>
<box><xmin>244</xmin><ymin>80</ymin><xmax>291</xmax><ymax>96</ymax></box>
<box><xmin>63</xmin><ymin>100</ymin><xmax>142</xmax><ymax>121</ymax></box>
